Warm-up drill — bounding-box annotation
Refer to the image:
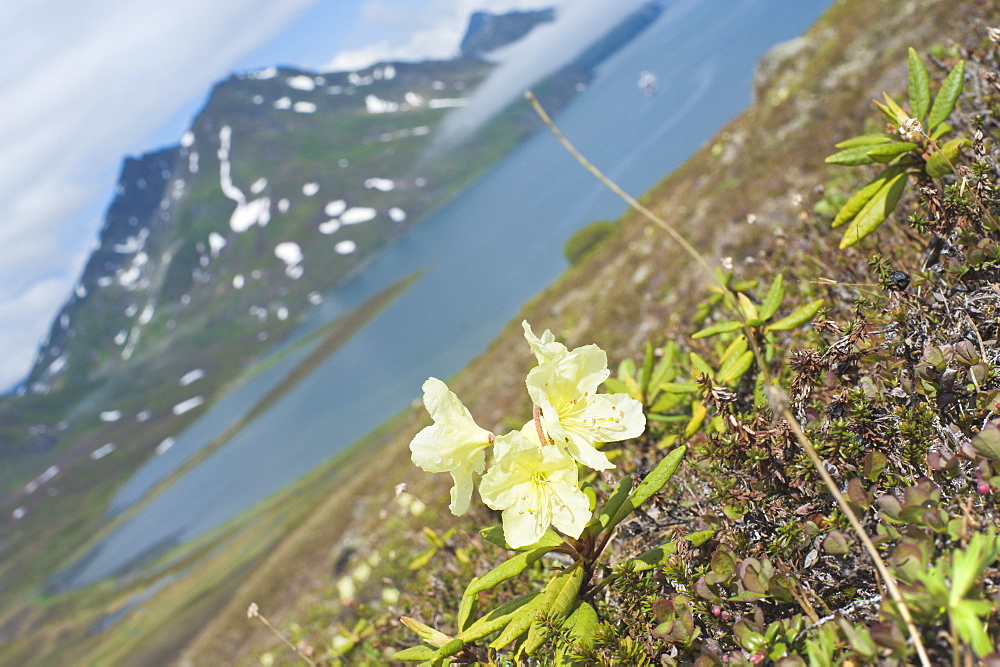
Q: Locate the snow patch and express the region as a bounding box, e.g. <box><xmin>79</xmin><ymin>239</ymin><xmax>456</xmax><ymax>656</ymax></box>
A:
<box><xmin>138</xmin><ymin>302</ymin><xmax>155</xmax><ymax>325</ymax></box>
<box><xmin>75</xmin><ymin>284</ymin><xmax>87</xmax><ymax>299</ymax></box>
<box><xmin>275</xmin><ymin>242</ymin><xmax>304</xmax><ymax>277</ymax></box>
<box><xmin>250</xmin><ymin>177</ymin><xmax>268</xmax><ymax>194</ymax></box>
<box><xmin>233</xmin><ymin>274</ymin><xmax>245</xmax><ymax>289</ymax></box>
<box><xmin>364</xmin><ymin>178</ymin><xmax>395</xmax><ymax>192</ymax></box>
<box><xmin>208</xmin><ymin>232</ymin><xmax>226</xmax><ymax>257</ymax></box>
<box><xmin>341</xmin><ymin>207</ymin><xmax>377</xmax><ymax>224</ymax></box>
<box><xmin>335</xmin><ymin>240</ymin><xmax>357</xmax><ymax>254</ymax></box>
<box><xmin>230</xmin><ymin>197</ymin><xmax>271</xmax><ymax>233</ymax></box>
<box><xmin>100</xmin><ymin>410</ymin><xmax>122</xmax><ymax>422</ymax></box>
<box><xmin>136</xmin><ymin>410</ymin><xmax>151</xmax><ymax>422</ymax></box>
<box><xmin>365</xmin><ymin>95</ymin><xmax>398</xmax><ymax>114</ymax></box>
<box><xmin>324</xmin><ymin>199</ymin><xmax>346</xmax><ymax>217</ymax></box>
<box><xmin>90</xmin><ymin>443</ymin><xmax>116</xmax><ymax>461</ymax></box>
<box><xmin>12</xmin><ymin>507</ymin><xmax>25</xmax><ymax>520</ymax></box>
<box><xmin>180</xmin><ymin>369</ymin><xmax>204</xmax><ymax>385</ymax></box>
<box><xmin>172</xmin><ymin>396</ymin><xmax>204</xmax><ymax>416</ymax></box>
<box><xmin>273</xmin><ymin>96</ymin><xmax>292</xmax><ymax>110</ymax></box>
<box><xmin>278</xmin><ymin>198</ymin><xmax>290</xmax><ymax>213</ymax></box>
<box><xmin>319</xmin><ymin>220</ymin><xmax>341</xmax><ymax>234</ymax></box>
<box><xmin>389</xmin><ymin>207</ymin><xmax>407</xmax><ymax>222</ymax></box>
<box><xmin>286</xmin><ymin>75</ymin><xmax>316</xmax><ymax>91</ymax></box>
<box><xmin>277</xmin><ymin>306</ymin><xmax>289</xmax><ymax>321</ymax></box>
<box><xmin>155</xmin><ymin>437</ymin><xmax>176</xmax><ymax>455</ymax></box>
<box><xmin>308</xmin><ymin>292</ymin><xmax>323</xmax><ymax>305</ymax></box>
<box><xmin>429</xmin><ymin>98</ymin><xmax>468</xmax><ymax>109</ymax></box>
<box><xmin>294</xmin><ymin>101</ymin><xmax>317</xmax><ymax>113</ymax></box>
<box><xmin>251</xmin><ymin>66</ymin><xmax>277</xmax><ymax>80</ymax></box>
<box><xmin>302</xmin><ymin>182</ymin><xmax>320</xmax><ymax>196</ymax></box>
<box><xmin>181</xmin><ymin>131</ymin><xmax>195</xmax><ymax>147</ymax></box>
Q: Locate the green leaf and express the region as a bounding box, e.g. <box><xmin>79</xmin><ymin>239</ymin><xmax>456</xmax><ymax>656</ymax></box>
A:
<box><xmin>648</xmin><ymin>391</ymin><xmax>686</xmax><ymax>413</ymax></box>
<box><xmin>647</xmin><ymin>343</ymin><xmax>677</xmax><ymax>396</ymax></box>
<box><xmin>601</xmin><ymin>377</ymin><xmax>629</xmax><ymax>395</ymax></box>
<box><xmin>659</xmin><ymin>381</ymin><xmax>701</xmax><ymax>393</ymax></box>
<box><xmin>738</xmin><ymin>293</ymin><xmax>759</xmax><ymax>324</ymax></box>
<box><xmin>689</xmin><ymin>352</ymin><xmax>714</xmax><ymax>378</ymax></box>
<box><xmin>684</xmin><ymin>402</ymin><xmax>706</xmax><ymax>438</ymax></box>
<box><xmin>561</xmin><ymin>601</ymin><xmax>599</xmax><ymax>652</ymax></box>
<box><xmin>456</xmin><ymin>577</ymin><xmax>479</xmax><ymax>631</ymax></box>
<box><xmin>930</xmin><ymin>121</ymin><xmax>952</xmax><ymax>140</ymax></box>
<box><xmin>825</xmin><ymin>143</ymin><xmax>882</xmax><ymax>166</ymax></box>
<box><xmin>718</xmin><ymin>350</ymin><xmax>754</xmax><ymax>386</ymax></box>
<box><xmin>685</xmin><ymin>529</ymin><xmax>715</xmax><ymax>547</ymax></box>
<box><xmin>466</xmin><ymin>541</ymin><xmax>560</xmax><ymax>596</ymax></box>
<box><xmin>480</xmin><ymin>525</ymin><xmax>562</xmax><ymax>552</ymax></box>
<box><xmin>838</xmin><ymin>169</ymin><xmax>907</xmax><ymax>248</ymax></box>
<box><xmin>765</xmin><ymin>299</ymin><xmax>824</xmax><ymax>332</ymax></box>
<box><xmin>489</xmin><ymin>593</ymin><xmax>545</xmax><ymax>650</ymax></box>
<box><xmin>584</xmin><ymin>474</ymin><xmax>633</xmax><ymax>537</ymax></box>
<box><xmin>875</xmin><ymin>92</ymin><xmax>909</xmax><ymax>126</ymax></box>
<box><xmin>523</xmin><ymin>565</ymin><xmax>584</xmax><ymax>655</ymax></box>
<box><xmin>692</xmin><ymin>320</ymin><xmax>742</xmax><ymax>339</ymax></box>
<box><xmin>865</xmin><ymin>141</ymin><xmax>918</xmax><ymax>163</ymax></box>
<box><xmin>718</xmin><ymin>335</ymin><xmax>748</xmax><ymax>370</ymax></box>
<box><xmin>608</xmin><ymin>446</ymin><xmax>686</xmax><ymax>527</ymax></box>
<box><xmin>907</xmin><ymin>47</ymin><xmax>931</xmax><ymax>123</ymax></box>
<box><xmin>400</xmin><ymin>616</ymin><xmax>452</xmax><ymax>648</ymax></box>
<box><xmin>925</xmin><ymin>137</ymin><xmax>969</xmax><ymax>178</ymax></box>
<box><xmin>430</xmin><ymin>637</ymin><xmax>465</xmax><ymax>662</ymax></box>
<box><xmin>393</xmin><ymin>645</ymin><xmax>437</xmax><ymax>661</ymax></box>
<box><xmin>758</xmin><ymin>274</ymin><xmax>785</xmax><ymax>321</ymax></box>
<box><xmin>460</xmin><ymin>592</ymin><xmax>541</xmax><ymax>642</ymax></box>
<box><xmin>625</xmin><ymin>540</ymin><xmax>679</xmax><ymax>572</ymax></box>
<box><xmin>831</xmin><ymin>166</ymin><xmax>903</xmax><ymax>228</ymax></box>
<box><xmin>834</xmin><ymin>133</ymin><xmax>893</xmax><ymax>149</ymax></box>
<box><xmin>928</xmin><ymin>59</ymin><xmax>965</xmax><ymax>131</ymax></box>
<box><xmin>639</xmin><ymin>343</ymin><xmax>656</xmax><ymax>399</ymax></box>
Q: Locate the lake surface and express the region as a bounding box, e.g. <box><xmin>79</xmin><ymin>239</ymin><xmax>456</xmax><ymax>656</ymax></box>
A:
<box><xmin>64</xmin><ymin>0</ymin><xmax>833</xmax><ymax>588</ymax></box>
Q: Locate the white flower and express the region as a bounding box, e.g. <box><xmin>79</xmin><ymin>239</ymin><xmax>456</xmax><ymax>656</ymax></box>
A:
<box><xmin>898</xmin><ymin>117</ymin><xmax>923</xmax><ymax>140</ymax></box>
<box><xmin>524</xmin><ymin>335</ymin><xmax>645</xmax><ymax>470</ymax></box>
<box><xmin>479</xmin><ymin>425</ymin><xmax>590</xmax><ymax>548</ymax></box>
<box><xmin>409</xmin><ymin>378</ymin><xmax>493</xmax><ymax>515</ymax></box>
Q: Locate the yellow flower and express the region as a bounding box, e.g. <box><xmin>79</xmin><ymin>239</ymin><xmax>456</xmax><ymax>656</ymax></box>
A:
<box><xmin>522</xmin><ymin>326</ymin><xmax>645</xmax><ymax>470</ymax></box>
<box><xmin>409</xmin><ymin>378</ymin><xmax>493</xmax><ymax>515</ymax></box>
<box><xmin>479</xmin><ymin>424</ymin><xmax>590</xmax><ymax>548</ymax></box>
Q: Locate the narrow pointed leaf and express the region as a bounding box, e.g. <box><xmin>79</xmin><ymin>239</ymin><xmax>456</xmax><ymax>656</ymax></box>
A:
<box><xmin>480</xmin><ymin>525</ymin><xmax>562</xmax><ymax>552</ymax></box>
<box><xmin>930</xmin><ymin>121</ymin><xmax>952</xmax><ymax>140</ymax></box>
<box><xmin>758</xmin><ymin>274</ymin><xmax>785</xmax><ymax>321</ymax></box>
<box><xmin>639</xmin><ymin>343</ymin><xmax>656</xmax><ymax>398</ymax></box>
<box><xmin>692</xmin><ymin>320</ymin><xmax>742</xmax><ymax>339</ymax></box>
<box><xmin>585</xmin><ymin>475</ymin><xmax>633</xmax><ymax>537</ymax></box>
<box><xmin>738</xmin><ymin>293</ymin><xmax>759</xmax><ymax>324</ymax></box>
<box><xmin>838</xmin><ymin>169</ymin><xmax>907</xmax><ymax>248</ymax></box>
<box><xmin>456</xmin><ymin>577</ymin><xmax>478</xmax><ymax>632</ymax></box>
<box><xmin>430</xmin><ymin>637</ymin><xmax>465</xmax><ymax>662</ymax></box>
<box><xmin>825</xmin><ymin>144</ymin><xmax>881</xmax><ymax>166</ymax></box>
<box><xmin>400</xmin><ymin>616</ymin><xmax>452</xmax><ymax>648</ymax></box>
<box><xmin>718</xmin><ymin>335</ymin><xmax>748</xmax><ymax>369</ymax></box>
<box><xmin>719</xmin><ymin>350</ymin><xmax>754</xmax><ymax>385</ymax></box>
<box><xmin>649</xmin><ymin>390</ymin><xmax>686</xmax><ymax>413</ymax></box>
<box><xmin>561</xmin><ymin>601</ymin><xmax>598</xmax><ymax>651</ymax></box>
<box><xmin>765</xmin><ymin>299</ymin><xmax>824</xmax><ymax>332</ymax></box>
<box><xmin>835</xmin><ymin>133</ymin><xmax>893</xmax><ymax>149</ymax></box>
<box><xmin>460</xmin><ymin>592</ymin><xmax>541</xmax><ymax>642</ymax></box>
<box><xmin>489</xmin><ymin>593</ymin><xmax>545</xmax><ymax>649</ymax></box>
<box><xmin>925</xmin><ymin>137</ymin><xmax>969</xmax><ymax>178</ymax></box>
<box><xmin>524</xmin><ymin>565</ymin><xmax>584</xmax><ymax>655</ymax></box>
<box><xmin>394</xmin><ymin>645</ymin><xmax>437</xmax><ymax>661</ymax></box>
<box><xmin>907</xmin><ymin>47</ymin><xmax>931</xmax><ymax>123</ymax></box>
<box><xmin>466</xmin><ymin>542</ymin><xmax>560</xmax><ymax>596</ymax></box>
<box><xmin>609</xmin><ymin>446</ymin><xmax>686</xmax><ymax>527</ymax></box>
<box><xmin>928</xmin><ymin>59</ymin><xmax>965</xmax><ymax>130</ymax></box>
<box><xmin>625</xmin><ymin>540</ymin><xmax>679</xmax><ymax>572</ymax></box>
<box><xmin>865</xmin><ymin>141</ymin><xmax>917</xmax><ymax>163</ymax></box>
<box><xmin>832</xmin><ymin>166</ymin><xmax>902</xmax><ymax>228</ymax></box>
<box><xmin>684</xmin><ymin>401</ymin><xmax>707</xmax><ymax>438</ymax></box>
<box><xmin>876</xmin><ymin>93</ymin><xmax>908</xmax><ymax>126</ymax></box>
<box><xmin>689</xmin><ymin>352</ymin><xmax>714</xmax><ymax>378</ymax></box>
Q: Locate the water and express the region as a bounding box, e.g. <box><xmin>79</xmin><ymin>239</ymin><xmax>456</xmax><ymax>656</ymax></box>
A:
<box><xmin>63</xmin><ymin>0</ymin><xmax>833</xmax><ymax>588</ymax></box>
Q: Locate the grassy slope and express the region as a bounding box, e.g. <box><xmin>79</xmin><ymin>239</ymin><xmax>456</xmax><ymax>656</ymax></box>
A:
<box><xmin>173</xmin><ymin>0</ymin><xmax>1000</xmax><ymax>663</ymax></box>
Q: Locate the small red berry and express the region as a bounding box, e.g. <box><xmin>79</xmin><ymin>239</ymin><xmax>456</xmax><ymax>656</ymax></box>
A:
<box><xmin>978</xmin><ymin>480</ymin><xmax>991</xmax><ymax>495</ymax></box>
<box><xmin>712</xmin><ymin>604</ymin><xmax>722</xmax><ymax>617</ymax></box>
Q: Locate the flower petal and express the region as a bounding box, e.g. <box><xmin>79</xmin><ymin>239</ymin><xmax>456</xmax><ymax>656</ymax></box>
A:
<box><xmin>522</xmin><ymin>321</ymin><xmax>567</xmax><ymax>364</ymax></box>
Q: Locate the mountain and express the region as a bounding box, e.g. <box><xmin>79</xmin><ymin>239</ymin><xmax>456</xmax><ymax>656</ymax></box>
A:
<box><xmin>460</xmin><ymin>8</ymin><xmax>556</xmax><ymax>57</ymax></box>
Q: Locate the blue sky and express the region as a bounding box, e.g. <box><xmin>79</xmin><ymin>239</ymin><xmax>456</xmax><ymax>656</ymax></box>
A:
<box><xmin>0</xmin><ymin>0</ymin><xmax>591</xmax><ymax>390</ymax></box>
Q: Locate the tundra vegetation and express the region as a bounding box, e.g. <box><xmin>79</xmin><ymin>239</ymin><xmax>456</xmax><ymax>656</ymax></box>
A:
<box><xmin>239</xmin><ymin>32</ymin><xmax>1000</xmax><ymax>666</ymax></box>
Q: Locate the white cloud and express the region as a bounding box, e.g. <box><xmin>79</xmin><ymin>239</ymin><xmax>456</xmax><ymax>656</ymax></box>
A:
<box><xmin>326</xmin><ymin>0</ymin><xmax>562</xmax><ymax>71</ymax></box>
<box><xmin>0</xmin><ymin>0</ymin><xmax>319</xmax><ymax>390</ymax></box>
